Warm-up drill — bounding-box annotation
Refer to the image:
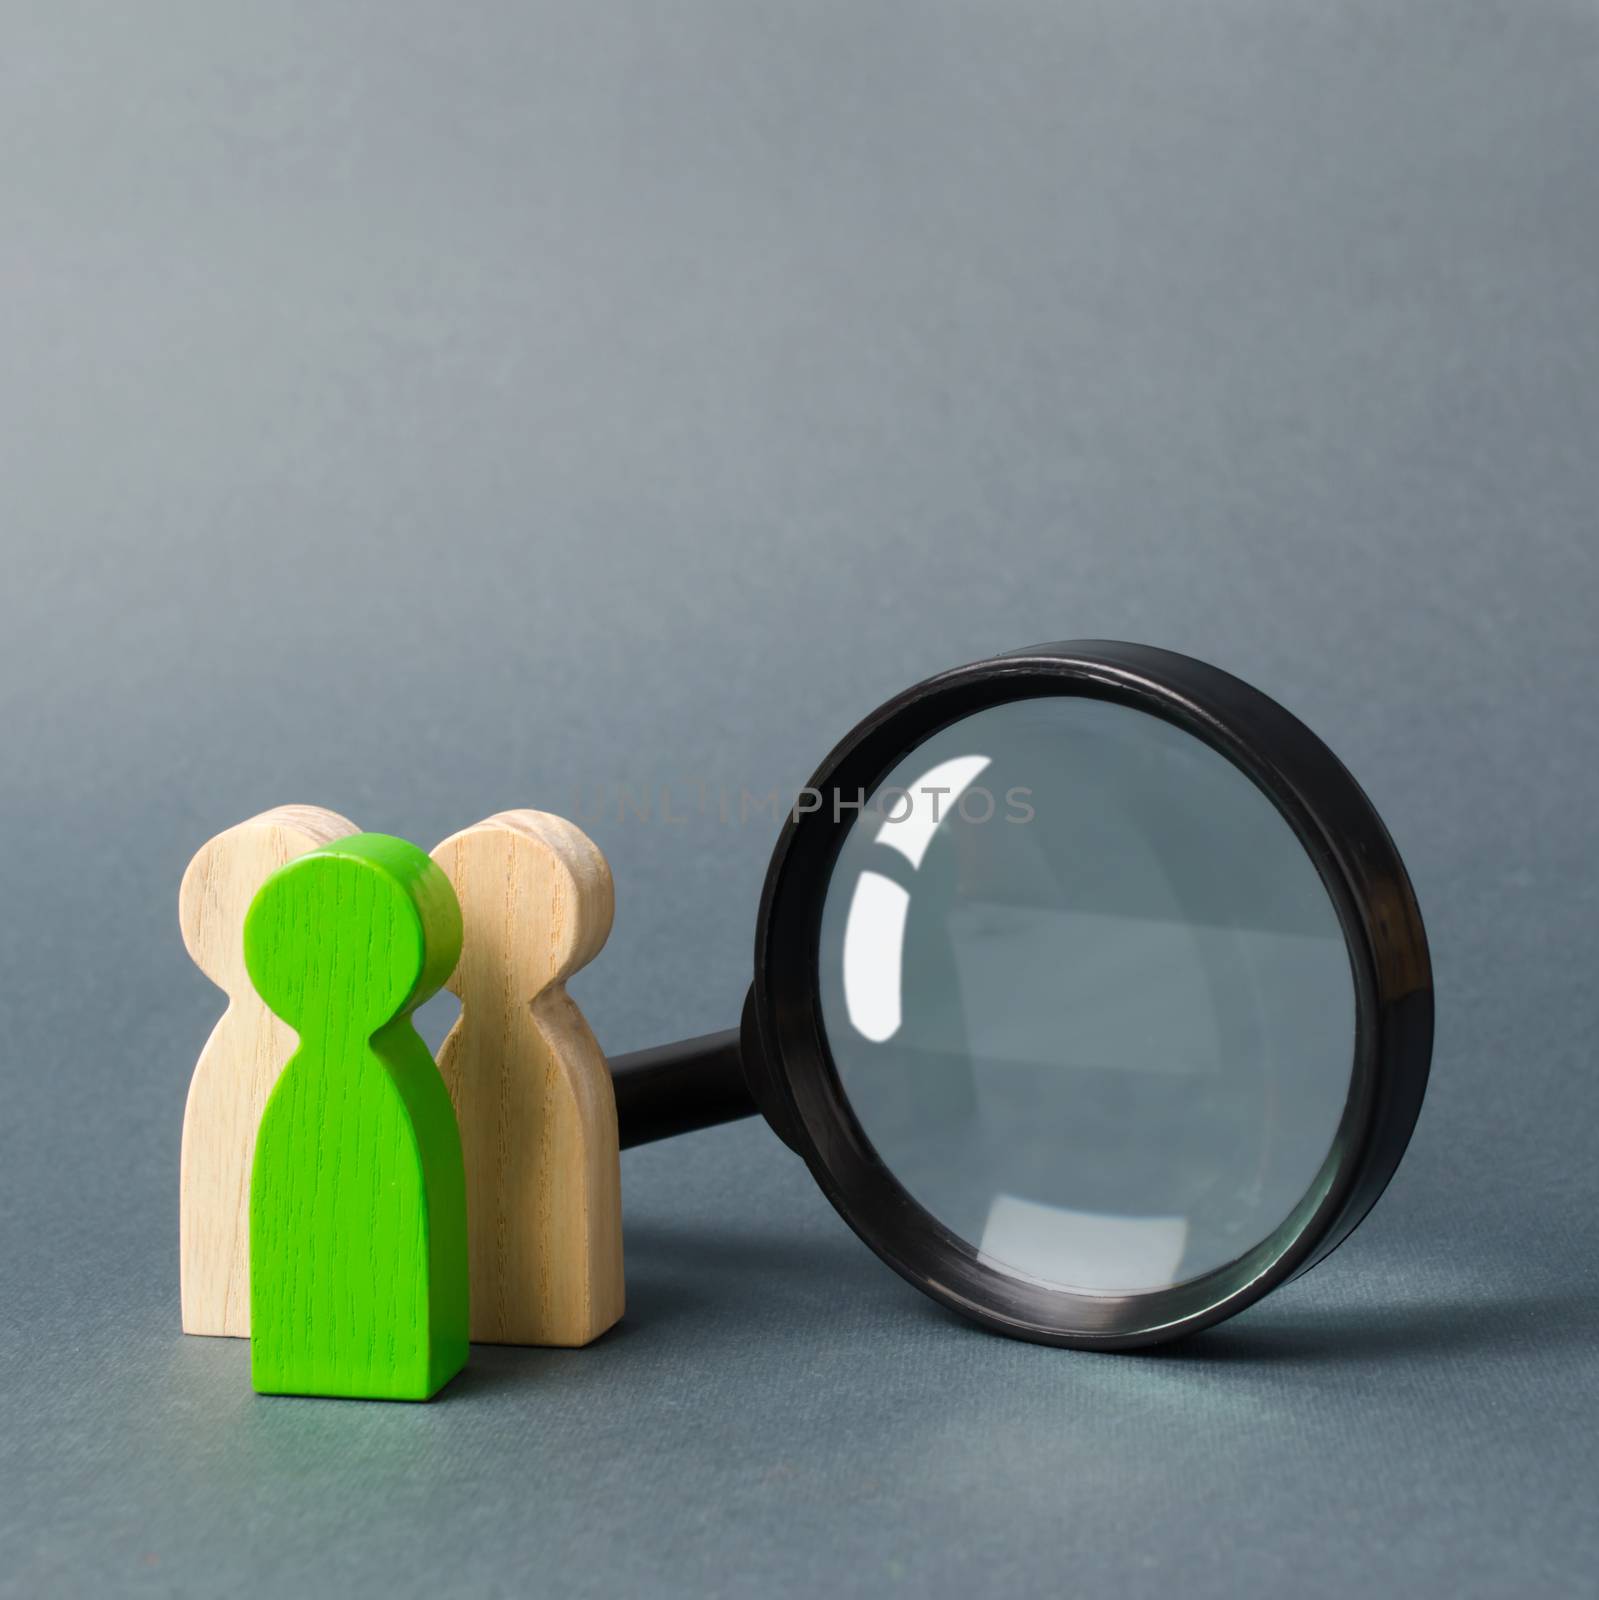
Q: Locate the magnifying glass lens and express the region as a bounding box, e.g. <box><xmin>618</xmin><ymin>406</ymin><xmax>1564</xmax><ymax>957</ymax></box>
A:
<box><xmin>816</xmin><ymin>695</ymin><xmax>1356</xmax><ymax>1298</ymax></box>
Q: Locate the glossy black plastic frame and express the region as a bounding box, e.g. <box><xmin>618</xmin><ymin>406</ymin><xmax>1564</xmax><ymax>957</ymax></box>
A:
<box><xmin>735</xmin><ymin>640</ymin><xmax>1433</xmax><ymax>1348</ymax></box>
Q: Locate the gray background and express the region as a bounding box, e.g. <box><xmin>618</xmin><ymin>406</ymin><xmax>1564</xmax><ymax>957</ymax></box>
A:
<box><xmin>2</xmin><ymin>1</ymin><xmax>1596</xmax><ymax>1595</ymax></box>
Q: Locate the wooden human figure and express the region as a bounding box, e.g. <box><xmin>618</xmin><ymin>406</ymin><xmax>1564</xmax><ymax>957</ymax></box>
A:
<box><xmin>179</xmin><ymin>804</ymin><xmax>359</xmax><ymax>1337</ymax></box>
<box><xmin>432</xmin><ymin>810</ymin><xmax>624</xmax><ymax>1347</ymax></box>
<box><xmin>245</xmin><ymin>833</ymin><xmax>469</xmax><ymax>1400</ymax></box>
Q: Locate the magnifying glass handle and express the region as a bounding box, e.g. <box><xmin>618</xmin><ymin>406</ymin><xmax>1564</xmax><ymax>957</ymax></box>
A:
<box><xmin>609</xmin><ymin>1028</ymin><xmax>756</xmax><ymax>1148</ymax></box>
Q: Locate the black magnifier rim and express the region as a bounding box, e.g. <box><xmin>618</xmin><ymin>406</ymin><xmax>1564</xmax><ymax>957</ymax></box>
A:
<box><xmin>749</xmin><ymin>640</ymin><xmax>1433</xmax><ymax>1349</ymax></box>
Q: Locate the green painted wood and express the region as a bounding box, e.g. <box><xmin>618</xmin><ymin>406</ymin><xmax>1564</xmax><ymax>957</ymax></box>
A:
<box><xmin>244</xmin><ymin>833</ymin><xmax>469</xmax><ymax>1401</ymax></box>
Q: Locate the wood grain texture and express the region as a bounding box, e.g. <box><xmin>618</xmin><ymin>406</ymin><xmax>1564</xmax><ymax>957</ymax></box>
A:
<box><xmin>246</xmin><ymin>834</ymin><xmax>468</xmax><ymax>1401</ymax></box>
<box><xmin>179</xmin><ymin>804</ymin><xmax>359</xmax><ymax>1337</ymax></box>
<box><xmin>432</xmin><ymin>810</ymin><xmax>624</xmax><ymax>1347</ymax></box>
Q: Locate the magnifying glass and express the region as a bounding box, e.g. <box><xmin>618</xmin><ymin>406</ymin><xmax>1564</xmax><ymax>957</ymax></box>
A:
<box><xmin>608</xmin><ymin>640</ymin><xmax>1432</xmax><ymax>1348</ymax></box>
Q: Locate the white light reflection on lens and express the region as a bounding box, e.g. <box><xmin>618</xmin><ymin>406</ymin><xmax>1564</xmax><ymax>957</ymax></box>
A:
<box><xmin>978</xmin><ymin>1194</ymin><xmax>1190</xmax><ymax>1294</ymax></box>
<box><xmin>841</xmin><ymin>872</ymin><xmax>910</xmax><ymax>1042</ymax></box>
<box><xmin>874</xmin><ymin>754</ymin><xmax>991</xmax><ymax>869</ymax></box>
<box><xmin>841</xmin><ymin>753</ymin><xmax>991</xmax><ymax>1041</ymax></box>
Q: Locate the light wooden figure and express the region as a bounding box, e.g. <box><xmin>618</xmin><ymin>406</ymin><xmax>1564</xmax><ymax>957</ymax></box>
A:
<box><xmin>431</xmin><ymin>810</ymin><xmax>624</xmax><ymax>1346</ymax></box>
<box><xmin>178</xmin><ymin>804</ymin><xmax>359</xmax><ymax>1336</ymax></box>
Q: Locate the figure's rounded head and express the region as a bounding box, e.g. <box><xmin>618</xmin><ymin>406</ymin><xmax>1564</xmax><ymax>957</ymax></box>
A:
<box><xmin>244</xmin><ymin>833</ymin><xmax>463</xmax><ymax>1034</ymax></box>
<box><xmin>431</xmin><ymin>810</ymin><xmax>614</xmax><ymax>1000</ymax></box>
<box><xmin>180</xmin><ymin>805</ymin><xmax>358</xmax><ymax>991</ymax></box>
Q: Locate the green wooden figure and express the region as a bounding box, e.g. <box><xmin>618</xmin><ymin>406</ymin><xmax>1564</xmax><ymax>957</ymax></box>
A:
<box><xmin>244</xmin><ymin>833</ymin><xmax>469</xmax><ymax>1401</ymax></box>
